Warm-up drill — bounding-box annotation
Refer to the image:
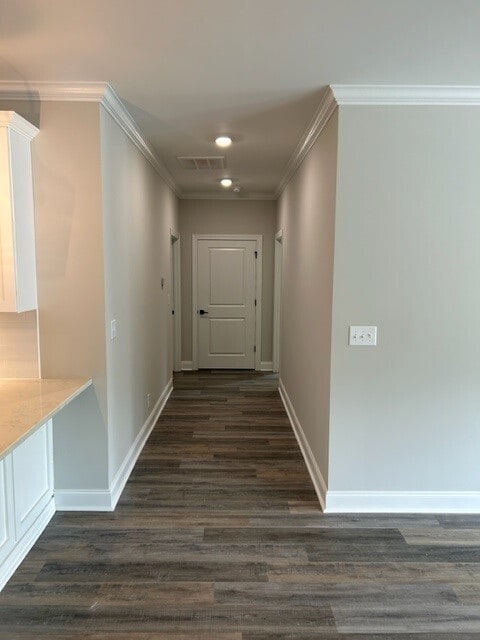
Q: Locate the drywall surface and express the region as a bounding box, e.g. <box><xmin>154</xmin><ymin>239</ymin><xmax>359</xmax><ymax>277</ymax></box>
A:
<box><xmin>329</xmin><ymin>105</ymin><xmax>480</xmax><ymax>491</ymax></box>
<box><xmin>100</xmin><ymin>106</ymin><xmax>179</xmax><ymax>483</ymax></box>
<box><xmin>276</xmin><ymin>110</ymin><xmax>338</xmax><ymax>485</ymax></box>
<box><xmin>179</xmin><ymin>199</ymin><xmax>276</xmax><ymax>363</ymax></box>
<box><xmin>3</xmin><ymin>100</ymin><xmax>110</xmax><ymax>490</ymax></box>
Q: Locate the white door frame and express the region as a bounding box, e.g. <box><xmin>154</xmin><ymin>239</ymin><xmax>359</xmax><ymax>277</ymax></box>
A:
<box><xmin>170</xmin><ymin>229</ymin><xmax>182</xmax><ymax>373</ymax></box>
<box><xmin>192</xmin><ymin>234</ymin><xmax>263</xmax><ymax>371</ymax></box>
<box><xmin>273</xmin><ymin>229</ymin><xmax>283</xmax><ymax>373</ymax></box>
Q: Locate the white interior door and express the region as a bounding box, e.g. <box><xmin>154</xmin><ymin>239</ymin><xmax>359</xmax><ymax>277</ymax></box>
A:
<box><xmin>197</xmin><ymin>238</ymin><xmax>257</xmax><ymax>369</ymax></box>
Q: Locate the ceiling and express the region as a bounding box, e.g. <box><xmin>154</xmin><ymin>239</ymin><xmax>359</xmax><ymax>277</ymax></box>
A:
<box><xmin>1</xmin><ymin>0</ymin><xmax>479</xmax><ymax>198</ymax></box>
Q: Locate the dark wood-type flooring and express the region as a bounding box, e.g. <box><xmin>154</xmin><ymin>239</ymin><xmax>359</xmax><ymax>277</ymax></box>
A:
<box><xmin>1</xmin><ymin>371</ymin><xmax>480</xmax><ymax>638</ymax></box>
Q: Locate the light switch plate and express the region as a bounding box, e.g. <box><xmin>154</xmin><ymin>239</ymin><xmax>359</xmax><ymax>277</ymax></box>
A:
<box><xmin>349</xmin><ymin>325</ymin><xmax>377</xmax><ymax>346</ymax></box>
<box><xmin>110</xmin><ymin>319</ymin><xmax>117</xmax><ymax>340</ymax></box>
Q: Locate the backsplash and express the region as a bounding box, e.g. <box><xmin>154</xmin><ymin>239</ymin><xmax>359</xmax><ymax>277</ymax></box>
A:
<box><xmin>0</xmin><ymin>311</ymin><xmax>40</xmax><ymax>378</ymax></box>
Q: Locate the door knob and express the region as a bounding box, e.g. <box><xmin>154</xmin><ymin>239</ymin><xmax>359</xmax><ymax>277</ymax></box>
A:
<box><xmin>198</xmin><ymin>309</ymin><xmax>209</xmax><ymax>315</ymax></box>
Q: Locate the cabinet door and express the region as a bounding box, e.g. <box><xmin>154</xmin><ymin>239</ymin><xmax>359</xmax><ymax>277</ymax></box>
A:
<box><xmin>11</xmin><ymin>421</ymin><xmax>53</xmax><ymax>541</ymax></box>
<box><xmin>0</xmin><ymin>456</ymin><xmax>15</xmax><ymax>565</ymax></box>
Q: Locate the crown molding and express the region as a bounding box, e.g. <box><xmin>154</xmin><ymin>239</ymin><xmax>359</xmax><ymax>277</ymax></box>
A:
<box><xmin>0</xmin><ymin>110</ymin><xmax>39</xmax><ymax>138</ymax></box>
<box><xmin>0</xmin><ymin>81</ymin><xmax>179</xmax><ymax>196</ymax></box>
<box><xmin>331</xmin><ymin>84</ymin><xmax>480</xmax><ymax>106</ymax></box>
<box><xmin>0</xmin><ymin>81</ymin><xmax>108</xmax><ymax>102</ymax></box>
<box><xmin>180</xmin><ymin>191</ymin><xmax>276</xmax><ymax>201</ymax></box>
<box><xmin>275</xmin><ymin>87</ymin><xmax>337</xmax><ymax>198</ymax></box>
<box><xmin>100</xmin><ymin>85</ymin><xmax>179</xmax><ymax>194</ymax></box>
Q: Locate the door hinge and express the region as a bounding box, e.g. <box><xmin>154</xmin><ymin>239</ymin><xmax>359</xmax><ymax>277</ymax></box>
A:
<box><xmin>254</xmin><ymin>345</ymin><xmax>256</xmax><ymax>353</ymax></box>
<box><xmin>172</xmin><ymin>309</ymin><xmax>175</xmax><ymax>315</ymax></box>
<box><xmin>254</xmin><ymin>299</ymin><xmax>257</xmax><ymax>306</ymax></box>
<box><xmin>254</xmin><ymin>250</ymin><xmax>258</xmax><ymax>259</ymax></box>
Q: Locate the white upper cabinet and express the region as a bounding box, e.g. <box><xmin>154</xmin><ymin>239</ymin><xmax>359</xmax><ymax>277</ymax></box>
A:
<box><xmin>0</xmin><ymin>112</ymin><xmax>39</xmax><ymax>312</ymax></box>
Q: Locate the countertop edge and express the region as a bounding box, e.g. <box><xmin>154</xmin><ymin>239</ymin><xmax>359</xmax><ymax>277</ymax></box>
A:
<box><xmin>0</xmin><ymin>378</ymin><xmax>93</xmax><ymax>459</ymax></box>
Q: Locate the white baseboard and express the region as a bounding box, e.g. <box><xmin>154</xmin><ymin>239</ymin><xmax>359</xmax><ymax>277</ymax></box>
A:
<box><xmin>54</xmin><ymin>489</ymin><xmax>113</xmax><ymax>511</ymax></box>
<box><xmin>55</xmin><ymin>378</ymin><xmax>173</xmax><ymax>512</ymax></box>
<box><xmin>109</xmin><ymin>377</ymin><xmax>173</xmax><ymax>509</ymax></box>
<box><xmin>181</xmin><ymin>361</ymin><xmax>194</xmax><ymax>370</ymax></box>
<box><xmin>278</xmin><ymin>379</ymin><xmax>327</xmax><ymax>510</ymax></box>
<box><xmin>0</xmin><ymin>498</ymin><xmax>55</xmax><ymax>591</ymax></box>
<box><xmin>260</xmin><ymin>361</ymin><xmax>273</xmax><ymax>371</ymax></box>
<box><xmin>326</xmin><ymin>490</ymin><xmax>480</xmax><ymax>513</ymax></box>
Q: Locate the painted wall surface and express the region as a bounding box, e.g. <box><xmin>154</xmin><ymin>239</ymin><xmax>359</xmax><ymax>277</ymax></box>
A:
<box><xmin>0</xmin><ymin>311</ymin><xmax>39</xmax><ymax>378</ymax></box>
<box><xmin>24</xmin><ymin>101</ymin><xmax>109</xmax><ymax>489</ymax></box>
<box><xmin>276</xmin><ymin>110</ymin><xmax>338</xmax><ymax>484</ymax></box>
<box><xmin>329</xmin><ymin>106</ymin><xmax>480</xmax><ymax>492</ymax></box>
<box><xmin>100</xmin><ymin>107</ymin><xmax>179</xmax><ymax>483</ymax></box>
<box><xmin>179</xmin><ymin>199</ymin><xmax>276</xmax><ymax>364</ymax></box>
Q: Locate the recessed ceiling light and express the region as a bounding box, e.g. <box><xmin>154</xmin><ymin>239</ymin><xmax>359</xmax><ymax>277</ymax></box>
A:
<box><xmin>215</xmin><ymin>136</ymin><xmax>232</xmax><ymax>148</ymax></box>
<box><xmin>220</xmin><ymin>178</ymin><xmax>233</xmax><ymax>188</ymax></box>
<box><xmin>233</xmin><ymin>186</ymin><xmax>241</xmax><ymax>193</ymax></box>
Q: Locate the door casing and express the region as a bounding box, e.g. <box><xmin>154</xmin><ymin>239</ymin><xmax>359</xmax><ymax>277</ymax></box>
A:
<box><xmin>192</xmin><ymin>234</ymin><xmax>263</xmax><ymax>370</ymax></box>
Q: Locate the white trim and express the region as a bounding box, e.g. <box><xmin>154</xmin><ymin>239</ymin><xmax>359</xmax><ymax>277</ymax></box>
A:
<box><xmin>276</xmin><ymin>87</ymin><xmax>337</xmax><ymax>197</ymax></box>
<box><xmin>0</xmin><ymin>81</ymin><xmax>108</xmax><ymax>102</ymax></box>
<box><xmin>55</xmin><ymin>378</ymin><xmax>173</xmax><ymax>511</ymax></box>
<box><xmin>278</xmin><ymin>379</ymin><xmax>327</xmax><ymax>510</ymax></box>
<box><xmin>170</xmin><ymin>230</ymin><xmax>182</xmax><ymax>373</ymax></box>
<box><xmin>181</xmin><ymin>361</ymin><xmax>194</xmax><ymax>371</ymax></box>
<box><xmin>54</xmin><ymin>489</ymin><xmax>113</xmax><ymax>512</ymax></box>
<box><xmin>192</xmin><ymin>234</ymin><xmax>263</xmax><ymax>371</ymax></box>
<box><xmin>0</xmin><ymin>111</ymin><xmax>39</xmax><ymax>138</ymax></box>
<box><xmin>273</xmin><ymin>229</ymin><xmax>284</xmax><ymax>373</ymax></box>
<box><xmin>180</xmin><ymin>192</ymin><xmax>275</xmax><ymax>201</ymax></box>
<box><xmin>260</xmin><ymin>361</ymin><xmax>273</xmax><ymax>372</ymax></box>
<box><xmin>0</xmin><ymin>498</ymin><xmax>55</xmax><ymax>591</ymax></box>
<box><xmin>325</xmin><ymin>491</ymin><xmax>480</xmax><ymax>514</ymax></box>
<box><xmin>331</xmin><ymin>84</ymin><xmax>480</xmax><ymax>106</ymax></box>
<box><xmin>0</xmin><ymin>81</ymin><xmax>179</xmax><ymax>196</ymax></box>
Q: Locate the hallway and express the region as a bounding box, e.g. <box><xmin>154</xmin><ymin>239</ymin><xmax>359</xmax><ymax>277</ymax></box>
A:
<box><xmin>0</xmin><ymin>371</ymin><xmax>479</xmax><ymax>637</ymax></box>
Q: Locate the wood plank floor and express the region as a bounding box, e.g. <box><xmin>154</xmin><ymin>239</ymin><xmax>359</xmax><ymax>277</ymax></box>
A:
<box><xmin>1</xmin><ymin>370</ymin><xmax>480</xmax><ymax>638</ymax></box>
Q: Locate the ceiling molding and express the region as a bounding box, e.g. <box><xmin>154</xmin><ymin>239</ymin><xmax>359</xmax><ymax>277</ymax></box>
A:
<box><xmin>275</xmin><ymin>86</ymin><xmax>337</xmax><ymax>198</ymax></box>
<box><xmin>180</xmin><ymin>192</ymin><xmax>276</xmax><ymax>201</ymax></box>
<box><xmin>0</xmin><ymin>81</ymin><xmax>180</xmax><ymax>196</ymax></box>
<box><xmin>100</xmin><ymin>85</ymin><xmax>179</xmax><ymax>194</ymax></box>
<box><xmin>0</xmin><ymin>81</ymin><xmax>108</xmax><ymax>102</ymax></box>
<box><xmin>331</xmin><ymin>84</ymin><xmax>480</xmax><ymax>105</ymax></box>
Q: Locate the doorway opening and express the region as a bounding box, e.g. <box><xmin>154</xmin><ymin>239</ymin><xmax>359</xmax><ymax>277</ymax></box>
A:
<box><xmin>273</xmin><ymin>229</ymin><xmax>283</xmax><ymax>373</ymax></box>
<box><xmin>170</xmin><ymin>230</ymin><xmax>181</xmax><ymax>373</ymax></box>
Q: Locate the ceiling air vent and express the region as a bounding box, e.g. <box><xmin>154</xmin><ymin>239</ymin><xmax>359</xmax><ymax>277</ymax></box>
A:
<box><xmin>177</xmin><ymin>156</ymin><xmax>226</xmax><ymax>170</ymax></box>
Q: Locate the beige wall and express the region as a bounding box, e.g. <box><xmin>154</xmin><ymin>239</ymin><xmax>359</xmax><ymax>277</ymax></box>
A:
<box><xmin>329</xmin><ymin>105</ymin><xmax>480</xmax><ymax>492</ymax></box>
<box><xmin>100</xmin><ymin>106</ymin><xmax>179</xmax><ymax>482</ymax></box>
<box><xmin>0</xmin><ymin>311</ymin><xmax>39</xmax><ymax>378</ymax></box>
<box><xmin>179</xmin><ymin>199</ymin><xmax>276</xmax><ymax>364</ymax></box>
<box><xmin>0</xmin><ymin>99</ymin><xmax>109</xmax><ymax>489</ymax></box>
<box><xmin>276</xmin><ymin>110</ymin><xmax>338</xmax><ymax>485</ymax></box>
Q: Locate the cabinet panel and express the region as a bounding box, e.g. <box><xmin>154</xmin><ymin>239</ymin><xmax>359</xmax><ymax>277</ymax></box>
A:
<box><xmin>0</xmin><ymin>112</ymin><xmax>39</xmax><ymax>312</ymax></box>
<box><xmin>0</xmin><ymin>456</ymin><xmax>14</xmax><ymax>565</ymax></box>
<box><xmin>11</xmin><ymin>421</ymin><xmax>53</xmax><ymax>541</ymax></box>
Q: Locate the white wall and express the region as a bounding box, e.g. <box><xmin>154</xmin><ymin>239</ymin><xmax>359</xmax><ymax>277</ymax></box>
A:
<box><xmin>276</xmin><ymin>110</ymin><xmax>338</xmax><ymax>486</ymax></box>
<box><xmin>329</xmin><ymin>105</ymin><xmax>480</xmax><ymax>493</ymax></box>
<box><xmin>179</xmin><ymin>199</ymin><xmax>276</xmax><ymax>364</ymax></box>
<box><xmin>100</xmin><ymin>107</ymin><xmax>179</xmax><ymax>483</ymax></box>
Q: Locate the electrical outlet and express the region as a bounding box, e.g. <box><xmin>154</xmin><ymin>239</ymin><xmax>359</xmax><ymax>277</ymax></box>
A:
<box><xmin>110</xmin><ymin>319</ymin><xmax>117</xmax><ymax>340</ymax></box>
<box><xmin>349</xmin><ymin>326</ymin><xmax>377</xmax><ymax>346</ymax></box>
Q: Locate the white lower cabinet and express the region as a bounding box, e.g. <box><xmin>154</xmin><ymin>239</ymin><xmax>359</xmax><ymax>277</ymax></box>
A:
<box><xmin>0</xmin><ymin>420</ymin><xmax>54</xmax><ymax>591</ymax></box>
<box><xmin>0</xmin><ymin>457</ymin><xmax>15</xmax><ymax>566</ymax></box>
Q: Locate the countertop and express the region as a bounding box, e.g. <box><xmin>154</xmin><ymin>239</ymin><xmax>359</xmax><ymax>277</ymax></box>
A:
<box><xmin>0</xmin><ymin>378</ymin><xmax>92</xmax><ymax>458</ymax></box>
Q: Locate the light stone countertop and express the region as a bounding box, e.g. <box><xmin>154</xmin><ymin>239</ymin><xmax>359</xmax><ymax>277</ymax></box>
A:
<box><xmin>0</xmin><ymin>378</ymin><xmax>92</xmax><ymax>459</ymax></box>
